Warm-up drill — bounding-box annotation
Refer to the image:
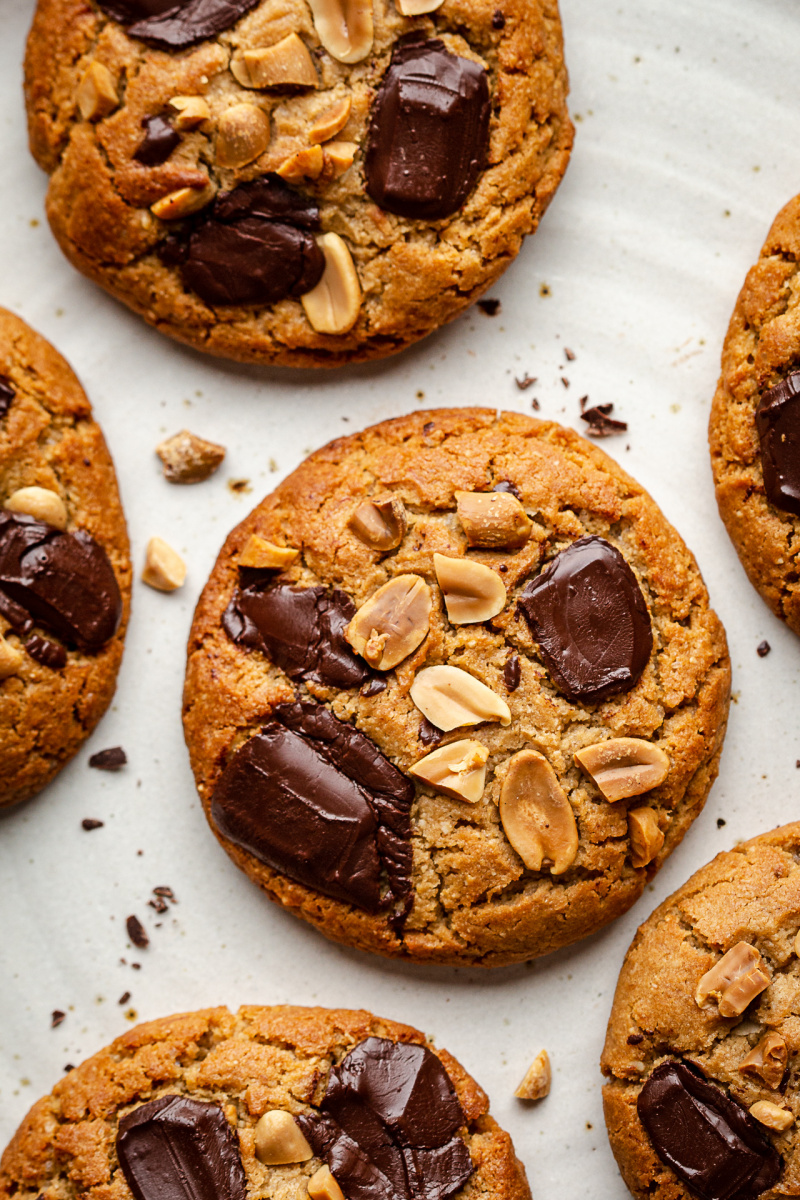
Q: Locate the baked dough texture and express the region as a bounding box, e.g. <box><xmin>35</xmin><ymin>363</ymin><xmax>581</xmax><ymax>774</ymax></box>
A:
<box><xmin>0</xmin><ymin>309</ymin><xmax>131</xmax><ymax>808</ymax></box>
<box><xmin>602</xmin><ymin>822</ymin><xmax>800</xmax><ymax>1200</ymax></box>
<box><xmin>709</xmin><ymin>194</ymin><xmax>800</xmax><ymax>635</ymax></box>
<box><xmin>23</xmin><ymin>0</ymin><xmax>572</xmax><ymax>367</ymax></box>
<box><xmin>183</xmin><ymin>408</ymin><xmax>730</xmax><ymax>967</ymax></box>
<box><xmin>0</xmin><ymin>1005</ymin><xmax>530</xmax><ymax>1200</ymax></box>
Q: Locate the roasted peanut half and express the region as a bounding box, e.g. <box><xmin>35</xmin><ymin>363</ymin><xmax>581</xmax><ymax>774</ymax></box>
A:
<box><xmin>349</xmin><ymin>496</ymin><xmax>406</xmax><ymax>551</ymax></box>
<box><xmin>239</xmin><ymin>535</ymin><xmax>299</xmax><ymax>570</ymax></box>
<box><xmin>410</xmin><ymin>665</ymin><xmax>511</xmax><ymax>731</ymax></box>
<box><xmin>409</xmin><ymin>739</ymin><xmax>489</xmax><ymax>803</ymax></box>
<box><xmin>455</xmin><ymin>490</ymin><xmax>532</xmax><ymax>549</ymax></box>
<box><xmin>232</xmin><ymin>35</ymin><xmax>318</xmax><ymax>89</ymax></box>
<box><xmin>575</xmin><ymin>738</ymin><xmax>669</xmax><ymax>802</ymax></box>
<box><xmin>695</xmin><ymin>942</ymin><xmax>770</xmax><ymax>1018</ymax></box>
<box><xmin>0</xmin><ymin>634</ymin><xmax>23</xmax><ymax>681</ymax></box>
<box><xmin>499</xmin><ymin>749</ymin><xmax>578</xmax><ymax>875</ymax></box>
<box><xmin>301</xmin><ymin>234</ymin><xmax>361</xmax><ymax>335</ymax></box>
<box><xmin>76</xmin><ymin>61</ymin><xmax>119</xmax><ymax>122</ymax></box>
<box><xmin>308</xmin><ymin>0</ymin><xmax>373</xmax><ymax>63</ymax></box>
<box><xmin>255</xmin><ymin>1110</ymin><xmax>313</xmax><ymax>1165</ymax></box>
<box><xmin>749</xmin><ymin>1101</ymin><xmax>794</xmax><ymax>1132</ymax></box>
<box><xmin>309</xmin><ymin>96</ymin><xmax>352</xmax><ymax>143</ymax></box>
<box><xmin>151</xmin><ymin>183</ymin><xmax>215</xmax><ymax>220</ymax></box>
<box><xmin>739</xmin><ymin>1032</ymin><xmax>787</xmax><ymax>1090</ymax></box>
<box><xmin>308</xmin><ymin>1167</ymin><xmax>345</xmax><ymax>1200</ymax></box>
<box><xmin>142</xmin><ymin>537</ymin><xmax>186</xmax><ymax>592</ymax></box>
<box><xmin>346</xmin><ymin>575</ymin><xmax>431</xmax><ymax>670</ymax></box>
<box><xmin>156</xmin><ymin>429</ymin><xmax>225</xmax><ymax>483</ymax></box>
<box><xmin>217</xmin><ymin>104</ymin><xmax>271</xmax><ymax>168</ymax></box>
<box><xmin>5</xmin><ymin>486</ymin><xmax>67</xmax><ymax>530</ymax></box>
<box><xmin>168</xmin><ymin>95</ymin><xmax>211</xmax><ymax>130</ymax></box>
<box><xmin>515</xmin><ymin>1050</ymin><xmax>551</xmax><ymax>1100</ymax></box>
<box><xmin>627</xmin><ymin>806</ymin><xmax>664</xmax><ymax>868</ymax></box>
<box><xmin>434</xmin><ymin>553</ymin><xmax>507</xmax><ymax>624</ymax></box>
<box><xmin>276</xmin><ymin>145</ymin><xmax>324</xmax><ymax>183</ymax></box>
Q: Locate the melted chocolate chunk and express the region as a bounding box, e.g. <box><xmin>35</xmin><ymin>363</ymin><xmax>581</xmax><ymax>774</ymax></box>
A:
<box><xmin>638</xmin><ymin>1061</ymin><xmax>781</xmax><ymax>1200</ymax></box>
<box><xmin>97</xmin><ymin>0</ymin><xmax>261</xmax><ymax>51</ymax></box>
<box><xmin>223</xmin><ymin>580</ymin><xmax>369</xmax><ymax>689</ymax></box>
<box><xmin>0</xmin><ymin>512</ymin><xmax>121</xmax><ymax>651</ymax></box>
<box><xmin>504</xmin><ymin>652</ymin><xmax>521</xmax><ymax>692</ymax></box>
<box><xmin>755</xmin><ymin>372</ymin><xmax>800</xmax><ymax>516</ymax></box>
<box><xmin>210</xmin><ymin>701</ymin><xmax>413</xmax><ymax>917</ymax></box>
<box><xmin>134</xmin><ymin>115</ymin><xmax>181</xmax><ymax>166</ymax></box>
<box><xmin>181</xmin><ymin>176</ymin><xmax>324</xmax><ymax>307</ymax></box>
<box><xmin>493</xmin><ymin>479</ymin><xmax>521</xmax><ymax>500</ymax></box>
<box><xmin>362</xmin><ymin>676</ymin><xmax>388</xmax><ymax>697</ymax></box>
<box><xmin>0</xmin><ymin>375</ymin><xmax>15</xmax><ymax>418</ymax></box>
<box><xmin>297</xmin><ymin>1038</ymin><xmax>474</xmax><ymax>1200</ymax></box>
<box><xmin>518</xmin><ymin>535</ymin><xmax>652</xmax><ymax>704</ymax></box>
<box><xmin>365</xmin><ymin>37</ymin><xmax>490</xmax><ymax>220</ymax></box>
<box><xmin>418</xmin><ymin>717</ymin><xmax>443</xmax><ymax>747</ymax></box>
<box><xmin>117</xmin><ymin>1095</ymin><xmax>248</xmax><ymax>1200</ymax></box>
<box><xmin>25</xmin><ymin>634</ymin><xmax>67</xmax><ymax>669</ymax></box>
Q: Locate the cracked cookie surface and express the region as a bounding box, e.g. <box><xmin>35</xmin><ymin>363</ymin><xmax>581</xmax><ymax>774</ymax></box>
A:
<box><xmin>183</xmin><ymin>408</ymin><xmax>730</xmax><ymax>967</ymax></box>
<box><xmin>23</xmin><ymin>0</ymin><xmax>572</xmax><ymax>367</ymax></box>
<box><xmin>0</xmin><ymin>1005</ymin><xmax>530</xmax><ymax>1200</ymax></box>
<box><xmin>709</xmin><ymin>194</ymin><xmax>800</xmax><ymax>636</ymax></box>
<box><xmin>0</xmin><ymin>309</ymin><xmax>131</xmax><ymax>808</ymax></box>
<box><xmin>602</xmin><ymin>822</ymin><xmax>800</xmax><ymax>1200</ymax></box>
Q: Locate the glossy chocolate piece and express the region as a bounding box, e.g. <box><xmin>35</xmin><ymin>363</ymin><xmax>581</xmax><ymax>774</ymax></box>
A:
<box><xmin>97</xmin><ymin>0</ymin><xmax>262</xmax><ymax>51</ymax></box>
<box><xmin>211</xmin><ymin>701</ymin><xmax>413</xmax><ymax>915</ymax></box>
<box><xmin>365</xmin><ymin>37</ymin><xmax>490</xmax><ymax>221</ymax></box>
<box><xmin>134</xmin><ymin>115</ymin><xmax>181</xmax><ymax>166</ymax></box>
<box><xmin>222</xmin><ymin>580</ymin><xmax>369</xmax><ymax>689</ymax></box>
<box><xmin>519</xmin><ymin>535</ymin><xmax>652</xmax><ymax>704</ymax></box>
<box><xmin>504</xmin><ymin>652</ymin><xmax>521</xmax><ymax>692</ymax></box>
<box><xmin>297</xmin><ymin>1037</ymin><xmax>473</xmax><ymax>1200</ymax></box>
<box><xmin>0</xmin><ymin>375</ymin><xmax>15</xmax><ymax>418</ymax></box>
<box><xmin>755</xmin><ymin>372</ymin><xmax>800</xmax><ymax>517</ymax></box>
<box><xmin>0</xmin><ymin>512</ymin><xmax>121</xmax><ymax>651</ymax></box>
<box><xmin>25</xmin><ymin>634</ymin><xmax>67</xmax><ymax>669</ymax></box>
<box><xmin>117</xmin><ymin>1095</ymin><xmax>248</xmax><ymax>1200</ymax></box>
<box><xmin>638</xmin><ymin>1061</ymin><xmax>781</xmax><ymax>1200</ymax></box>
<box><xmin>182</xmin><ymin>177</ymin><xmax>324</xmax><ymax>307</ymax></box>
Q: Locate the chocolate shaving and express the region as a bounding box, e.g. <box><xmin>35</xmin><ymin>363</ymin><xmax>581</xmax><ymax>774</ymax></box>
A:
<box><xmin>89</xmin><ymin>747</ymin><xmax>127</xmax><ymax>770</ymax></box>
<box><xmin>119</xmin><ymin>991</ymin><xmax>131</xmax><ymax>1005</ymax></box>
<box><xmin>153</xmin><ymin>886</ymin><xmax>176</xmax><ymax>900</ymax></box>
<box><xmin>580</xmin><ymin>403</ymin><xmax>628</xmax><ymax>438</ymax></box>
<box><xmin>126</xmin><ymin>915</ymin><xmax>149</xmax><ymax>948</ymax></box>
<box><xmin>51</xmin><ymin>1010</ymin><xmax>66</xmax><ymax>1028</ymax></box>
<box><xmin>82</xmin><ymin>818</ymin><xmax>104</xmax><ymax>831</ymax></box>
<box><xmin>515</xmin><ymin>374</ymin><xmax>536</xmax><ymax>390</ymax></box>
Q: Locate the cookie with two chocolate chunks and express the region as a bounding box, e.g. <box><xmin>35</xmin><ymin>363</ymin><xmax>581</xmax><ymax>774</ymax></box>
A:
<box><xmin>0</xmin><ymin>309</ymin><xmax>130</xmax><ymax>809</ymax></box>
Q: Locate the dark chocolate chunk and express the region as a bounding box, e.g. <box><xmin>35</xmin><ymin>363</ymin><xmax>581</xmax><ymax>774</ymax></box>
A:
<box><xmin>134</xmin><ymin>115</ymin><xmax>181</xmax><ymax>166</ymax></box>
<box><xmin>25</xmin><ymin>634</ymin><xmax>67</xmax><ymax>669</ymax></box>
<box><xmin>491</xmin><ymin>9</ymin><xmax>505</xmax><ymax>28</ymax></box>
<box><xmin>126</xmin><ymin>915</ymin><xmax>149</xmax><ymax>948</ymax></box>
<box><xmin>637</xmin><ymin>1061</ymin><xmax>781</xmax><ymax>1200</ymax></box>
<box><xmin>519</xmin><ymin>535</ymin><xmax>652</xmax><ymax>704</ymax></box>
<box><xmin>757</xmin><ymin>640</ymin><xmax>771</xmax><ymax>658</ymax></box>
<box><xmin>98</xmin><ymin>0</ymin><xmax>261</xmax><ymax>51</ymax></box>
<box><xmin>51</xmin><ymin>1010</ymin><xmax>66</xmax><ymax>1028</ymax></box>
<box><xmin>477</xmin><ymin>298</ymin><xmax>500</xmax><ymax>316</ymax></box>
<box><xmin>493</xmin><ymin>479</ymin><xmax>522</xmax><ymax>500</ymax></box>
<box><xmin>211</xmin><ymin>701</ymin><xmax>413</xmax><ymax>918</ymax></box>
<box><xmin>89</xmin><ymin>746</ymin><xmax>127</xmax><ymax>770</ymax></box>
<box><xmin>297</xmin><ymin>1037</ymin><xmax>473</xmax><ymax>1200</ymax></box>
<box><xmin>580</xmin><ymin>403</ymin><xmax>627</xmax><ymax>438</ymax></box>
<box><xmin>418</xmin><ymin>717</ymin><xmax>443</xmax><ymax>746</ymax></box>
<box><xmin>222</xmin><ymin>580</ymin><xmax>369</xmax><ymax>689</ymax></box>
<box><xmin>755</xmin><ymin>372</ymin><xmax>800</xmax><ymax>516</ymax></box>
<box><xmin>504</xmin><ymin>652</ymin><xmax>521</xmax><ymax>692</ymax></box>
<box><xmin>0</xmin><ymin>375</ymin><xmax>15</xmax><ymax>418</ymax></box>
<box><xmin>119</xmin><ymin>991</ymin><xmax>131</xmax><ymax>1004</ymax></box>
<box><xmin>365</xmin><ymin>37</ymin><xmax>490</xmax><ymax>220</ymax></box>
<box><xmin>181</xmin><ymin>176</ymin><xmax>324</xmax><ymax>307</ymax></box>
<box><xmin>117</xmin><ymin>1096</ymin><xmax>248</xmax><ymax>1200</ymax></box>
<box><xmin>0</xmin><ymin>512</ymin><xmax>121</xmax><ymax>651</ymax></box>
<box><xmin>361</xmin><ymin>676</ymin><xmax>388</xmax><ymax>697</ymax></box>
<box><xmin>82</xmin><ymin>818</ymin><xmax>104</xmax><ymax>830</ymax></box>
<box><xmin>717</xmin><ymin>817</ymin><xmax>727</xmax><ymax>828</ymax></box>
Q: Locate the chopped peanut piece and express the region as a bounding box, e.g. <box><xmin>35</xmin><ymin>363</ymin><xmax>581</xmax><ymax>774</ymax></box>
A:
<box><xmin>302</xmin><ymin>234</ymin><xmax>361</xmax><ymax>334</ymax></box>
<box><xmin>239</xmin><ymin>535</ymin><xmax>299</xmax><ymax>570</ymax></box>
<box><xmin>396</xmin><ymin>0</ymin><xmax>443</xmax><ymax>11</ymax></box>
<box><xmin>575</xmin><ymin>738</ymin><xmax>670</xmax><ymax>802</ymax></box>
<box><xmin>795</xmin><ymin>930</ymin><xmax>800</xmax><ymax>959</ymax></box>
<box><xmin>409</xmin><ymin>739</ymin><xmax>489</xmax><ymax>803</ymax></box>
<box><xmin>151</xmin><ymin>183</ymin><xmax>215</xmax><ymax>221</ymax></box>
<box><xmin>455</xmin><ymin>490</ymin><xmax>532</xmax><ymax>549</ymax></box>
<box><xmin>627</xmin><ymin>806</ymin><xmax>665</xmax><ymax>869</ymax></box>
<box><xmin>349</xmin><ymin>496</ymin><xmax>406</xmax><ymax>551</ymax></box>
<box><xmin>695</xmin><ymin>942</ymin><xmax>771</xmax><ymax>1018</ymax></box>
<box><xmin>346</xmin><ymin>575</ymin><xmax>431</xmax><ymax>670</ymax></box>
<box><xmin>76</xmin><ymin>61</ymin><xmax>119</xmax><ymax>122</ymax></box>
<box><xmin>307</xmin><ymin>0</ymin><xmax>373</xmax><ymax>63</ymax></box>
<box><xmin>515</xmin><ymin>1050</ymin><xmax>551</xmax><ymax>1100</ymax></box>
<box><xmin>156</xmin><ymin>430</ymin><xmax>225</xmax><ymax>483</ymax></box>
<box><xmin>168</xmin><ymin>96</ymin><xmax>211</xmax><ymax>130</ymax></box>
<box><xmin>410</xmin><ymin>665</ymin><xmax>511</xmax><ymax>731</ymax></box>
<box><xmin>254</xmin><ymin>1110</ymin><xmax>313</xmax><ymax>1165</ymax></box>
<box><xmin>322</xmin><ymin>141</ymin><xmax>358</xmax><ymax>180</ymax></box>
<box><xmin>308</xmin><ymin>1167</ymin><xmax>345</xmax><ymax>1200</ymax></box>
<box><xmin>434</xmin><ymin>553</ymin><xmax>506</xmax><ymax>624</ymax></box>
<box><xmin>276</xmin><ymin>145</ymin><xmax>324</xmax><ymax>183</ymax></box>
<box><xmin>739</xmin><ymin>1032</ymin><xmax>787</xmax><ymax>1090</ymax></box>
<box><xmin>5</xmin><ymin>486</ymin><xmax>67</xmax><ymax>530</ymax></box>
<box><xmin>142</xmin><ymin>537</ymin><xmax>186</xmax><ymax>592</ymax></box>
<box><xmin>309</xmin><ymin>96</ymin><xmax>352</xmax><ymax>143</ymax></box>
<box><xmin>749</xmin><ymin>1101</ymin><xmax>794</xmax><ymax>1132</ymax></box>
<box><xmin>0</xmin><ymin>634</ymin><xmax>23</xmax><ymax>681</ymax></box>
<box><xmin>499</xmin><ymin>749</ymin><xmax>578</xmax><ymax>875</ymax></box>
<box><xmin>217</xmin><ymin>104</ymin><xmax>271</xmax><ymax>168</ymax></box>
<box><xmin>231</xmin><ymin>35</ymin><xmax>318</xmax><ymax>90</ymax></box>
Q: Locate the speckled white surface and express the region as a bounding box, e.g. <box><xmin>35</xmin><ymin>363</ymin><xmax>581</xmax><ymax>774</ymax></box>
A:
<box><xmin>1</xmin><ymin>1</ymin><xmax>799</xmax><ymax>1196</ymax></box>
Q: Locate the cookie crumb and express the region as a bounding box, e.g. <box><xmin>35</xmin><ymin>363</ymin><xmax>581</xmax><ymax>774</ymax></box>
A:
<box><xmin>89</xmin><ymin>747</ymin><xmax>127</xmax><ymax>771</ymax></box>
<box><xmin>515</xmin><ymin>374</ymin><xmax>536</xmax><ymax>390</ymax></box>
<box><xmin>477</xmin><ymin>299</ymin><xmax>501</xmax><ymax>316</ymax></box>
<box><xmin>51</xmin><ymin>1011</ymin><xmax>66</xmax><ymax>1028</ymax></box>
<box><xmin>757</xmin><ymin>640</ymin><xmax>771</xmax><ymax>657</ymax></box>
<box><xmin>118</xmin><ymin>991</ymin><xmax>131</xmax><ymax>1005</ymax></box>
<box><xmin>156</xmin><ymin>430</ymin><xmax>225</xmax><ymax>484</ymax></box>
<box><xmin>539</xmin><ymin>283</ymin><xmax>550</xmax><ymax>297</ymax></box>
<box><xmin>126</xmin><ymin>915</ymin><xmax>149</xmax><ymax>949</ymax></box>
<box><xmin>81</xmin><ymin>818</ymin><xmax>104</xmax><ymax>831</ymax></box>
<box><xmin>515</xmin><ymin>1050</ymin><xmax>551</xmax><ymax>1100</ymax></box>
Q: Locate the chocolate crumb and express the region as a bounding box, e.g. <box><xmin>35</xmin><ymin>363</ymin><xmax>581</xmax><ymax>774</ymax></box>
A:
<box><xmin>530</xmin><ymin>397</ymin><xmax>540</xmax><ymax>410</ymax></box>
<box><xmin>361</xmin><ymin>676</ymin><xmax>388</xmax><ymax>697</ymax></box>
<box><xmin>81</xmin><ymin>818</ymin><xmax>104</xmax><ymax>831</ymax></box>
<box><xmin>757</xmin><ymin>640</ymin><xmax>771</xmax><ymax>657</ymax></box>
<box><xmin>422</xmin><ymin>421</ymin><xmax>435</xmax><ymax>435</ymax></box>
<box><xmin>477</xmin><ymin>298</ymin><xmax>501</xmax><ymax>316</ymax></box>
<box><xmin>581</xmin><ymin>403</ymin><xmax>628</xmax><ymax>438</ymax></box>
<box><xmin>126</xmin><ymin>915</ymin><xmax>149</xmax><ymax>949</ymax></box>
<box><xmin>565</xmin><ymin>348</ymin><xmax>576</xmax><ymax>361</ymax></box>
<box><xmin>561</xmin><ymin>376</ymin><xmax>570</xmax><ymax>388</ymax></box>
<box><xmin>148</xmin><ymin>896</ymin><xmax>168</xmax><ymax>914</ymax></box>
<box><xmin>118</xmin><ymin>991</ymin><xmax>131</xmax><ymax>1005</ymax></box>
<box><xmin>153</xmin><ymin>886</ymin><xmax>176</xmax><ymax>901</ymax></box>
<box><xmin>796</xmin><ymin>761</ymin><xmax>800</xmax><ymax>770</ymax></box>
<box><xmin>491</xmin><ymin>9</ymin><xmax>505</xmax><ymax>27</ymax></box>
<box><xmin>717</xmin><ymin>818</ymin><xmax>726</xmax><ymax>828</ymax></box>
<box><xmin>419</xmin><ymin>717</ymin><xmax>443</xmax><ymax>747</ymax></box>
<box><xmin>504</xmin><ymin>653</ymin><xmax>521</xmax><ymax>692</ymax></box>
<box><xmin>64</xmin><ymin>1064</ymin><xmax>75</xmax><ymax>1073</ymax></box>
<box><xmin>89</xmin><ymin>747</ymin><xmax>127</xmax><ymax>771</ymax></box>
<box><xmin>51</xmin><ymin>1010</ymin><xmax>66</xmax><ymax>1028</ymax></box>
<box><xmin>499</xmin><ymin>564</ymin><xmax>508</xmax><ymax>573</ymax></box>
<box><xmin>493</xmin><ymin>479</ymin><xmax>522</xmax><ymax>500</ymax></box>
<box><xmin>515</xmin><ymin>374</ymin><xmax>536</xmax><ymax>390</ymax></box>
<box><xmin>627</xmin><ymin>1034</ymin><xmax>644</xmax><ymax>1045</ymax></box>
<box><xmin>132</xmin><ymin>963</ymin><xmax>141</xmax><ymax>970</ymax></box>
<box><xmin>228</xmin><ymin>478</ymin><xmax>252</xmax><ymax>494</ymax></box>
<box><xmin>579</xmin><ymin>394</ymin><xmax>589</xmax><ymax>411</ymax></box>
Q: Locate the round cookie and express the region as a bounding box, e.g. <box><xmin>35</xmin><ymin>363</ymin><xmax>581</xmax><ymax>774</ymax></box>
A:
<box><xmin>0</xmin><ymin>1004</ymin><xmax>530</xmax><ymax>1200</ymax></box>
<box><xmin>709</xmin><ymin>194</ymin><xmax>800</xmax><ymax>635</ymax></box>
<box><xmin>183</xmin><ymin>408</ymin><xmax>730</xmax><ymax>967</ymax></box>
<box><xmin>23</xmin><ymin>0</ymin><xmax>572</xmax><ymax>367</ymax></box>
<box><xmin>602</xmin><ymin>822</ymin><xmax>800</xmax><ymax>1200</ymax></box>
<box><xmin>0</xmin><ymin>309</ymin><xmax>131</xmax><ymax>807</ymax></box>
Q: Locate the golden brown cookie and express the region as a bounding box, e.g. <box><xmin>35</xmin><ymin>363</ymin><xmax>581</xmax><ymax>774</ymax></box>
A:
<box><xmin>0</xmin><ymin>309</ymin><xmax>131</xmax><ymax>808</ymax></box>
<box><xmin>601</xmin><ymin>822</ymin><xmax>800</xmax><ymax>1200</ymax></box>
<box><xmin>709</xmin><ymin>194</ymin><xmax>800</xmax><ymax>635</ymax></box>
<box><xmin>0</xmin><ymin>1005</ymin><xmax>530</xmax><ymax>1200</ymax></box>
<box><xmin>23</xmin><ymin>0</ymin><xmax>572</xmax><ymax>367</ymax></box>
<box><xmin>183</xmin><ymin>408</ymin><xmax>730</xmax><ymax>967</ymax></box>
